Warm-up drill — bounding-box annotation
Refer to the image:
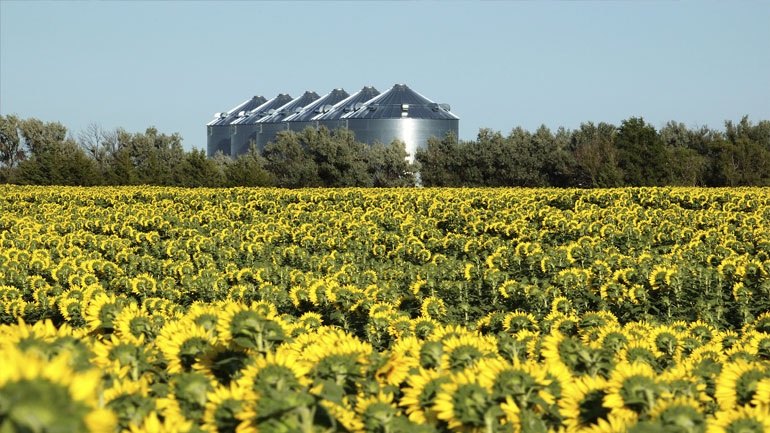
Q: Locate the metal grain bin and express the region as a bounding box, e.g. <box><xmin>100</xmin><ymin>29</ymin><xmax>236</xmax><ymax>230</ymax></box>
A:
<box><xmin>284</xmin><ymin>88</ymin><xmax>350</xmax><ymax>134</ymax></box>
<box><xmin>341</xmin><ymin>84</ymin><xmax>459</xmax><ymax>161</ymax></box>
<box><xmin>206</xmin><ymin>96</ymin><xmax>266</xmax><ymax>157</ymax></box>
<box><xmin>254</xmin><ymin>91</ymin><xmax>320</xmax><ymax>151</ymax></box>
<box><xmin>314</xmin><ymin>86</ymin><xmax>380</xmax><ymax>133</ymax></box>
<box><xmin>229</xmin><ymin>93</ymin><xmax>294</xmax><ymax>157</ymax></box>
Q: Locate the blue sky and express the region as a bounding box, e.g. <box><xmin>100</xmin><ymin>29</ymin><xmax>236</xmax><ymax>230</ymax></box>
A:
<box><xmin>1</xmin><ymin>1</ymin><xmax>768</xmax><ymax>151</ymax></box>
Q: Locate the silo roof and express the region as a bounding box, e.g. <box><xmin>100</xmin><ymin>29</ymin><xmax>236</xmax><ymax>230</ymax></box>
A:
<box><xmin>313</xmin><ymin>86</ymin><xmax>380</xmax><ymax>121</ymax></box>
<box><xmin>282</xmin><ymin>88</ymin><xmax>350</xmax><ymax>122</ymax></box>
<box><xmin>342</xmin><ymin>84</ymin><xmax>458</xmax><ymax>120</ymax></box>
<box><xmin>231</xmin><ymin>93</ymin><xmax>294</xmax><ymax>125</ymax></box>
<box><xmin>258</xmin><ymin>91</ymin><xmax>320</xmax><ymax>123</ymax></box>
<box><xmin>207</xmin><ymin>95</ymin><xmax>267</xmax><ymax>126</ymax></box>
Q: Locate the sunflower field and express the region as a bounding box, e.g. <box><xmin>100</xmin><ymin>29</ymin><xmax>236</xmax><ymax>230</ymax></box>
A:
<box><xmin>1</xmin><ymin>185</ymin><xmax>770</xmax><ymax>433</ymax></box>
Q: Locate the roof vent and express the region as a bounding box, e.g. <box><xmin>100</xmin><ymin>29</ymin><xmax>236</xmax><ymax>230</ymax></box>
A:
<box><xmin>267</xmin><ymin>109</ymin><xmax>275</xmax><ymax>115</ymax></box>
<box><xmin>294</xmin><ymin>107</ymin><xmax>303</xmax><ymax>114</ymax></box>
<box><xmin>354</xmin><ymin>102</ymin><xmax>364</xmax><ymax>111</ymax></box>
<box><xmin>368</xmin><ymin>104</ymin><xmax>378</xmax><ymax>111</ymax></box>
<box><xmin>237</xmin><ymin>111</ymin><xmax>247</xmax><ymax>118</ymax></box>
<box><xmin>322</xmin><ymin>104</ymin><xmax>333</xmax><ymax>113</ymax></box>
<box><xmin>440</xmin><ymin>103</ymin><xmax>451</xmax><ymax>112</ymax></box>
<box><xmin>429</xmin><ymin>103</ymin><xmax>439</xmax><ymax>112</ymax></box>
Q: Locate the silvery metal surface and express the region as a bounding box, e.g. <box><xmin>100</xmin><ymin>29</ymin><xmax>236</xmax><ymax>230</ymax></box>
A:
<box><xmin>257</xmin><ymin>91</ymin><xmax>320</xmax><ymax>124</ymax></box>
<box><xmin>206</xmin><ymin>96</ymin><xmax>267</xmax><ymax>157</ymax></box>
<box><xmin>314</xmin><ymin>86</ymin><xmax>380</xmax><ymax>134</ymax></box>
<box><xmin>314</xmin><ymin>86</ymin><xmax>380</xmax><ymax>121</ymax></box>
<box><xmin>342</xmin><ymin>84</ymin><xmax>458</xmax><ymax>121</ymax></box>
<box><xmin>229</xmin><ymin>93</ymin><xmax>294</xmax><ymax>157</ymax></box>
<box><xmin>207</xmin><ymin>96</ymin><xmax>267</xmax><ymax>127</ymax></box>
<box><xmin>284</xmin><ymin>89</ymin><xmax>349</xmax><ymax>123</ymax></box>
<box><xmin>214</xmin><ymin>84</ymin><xmax>458</xmax><ymax>159</ymax></box>
<box><xmin>252</xmin><ymin>91</ymin><xmax>320</xmax><ymax>151</ymax></box>
<box><xmin>343</xmin><ymin>117</ymin><xmax>459</xmax><ymax>162</ymax></box>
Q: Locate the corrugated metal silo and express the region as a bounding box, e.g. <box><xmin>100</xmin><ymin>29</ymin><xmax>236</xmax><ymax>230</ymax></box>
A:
<box><xmin>254</xmin><ymin>91</ymin><xmax>320</xmax><ymax>151</ymax></box>
<box><xmin>341</xmin><ymin>84</ymin><xmax>459</xmax><ymax>161</ymax></box>
<box><xmin>206</xmin><ymin>96</ymin><xmax>266</xmax><ymax>157</ymax></box>
<box><xmin>230</xmin><ymin>93</ymin><xmax>293</xmax><ymax>158</ymax></box>
<box><xmin>314</xmin><ymin>86</ymin><xmax>380</xmax><ymax>133</ymax></box>
<box><xmin>284</xmin><ymin>88</ymin><xmax>350</xmax><ymax>134</ymax></box>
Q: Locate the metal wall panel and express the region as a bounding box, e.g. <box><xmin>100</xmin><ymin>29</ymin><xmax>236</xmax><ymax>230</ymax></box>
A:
<box><xmin>345</xmin><ymin>118</ymin><xmax>459</xmax><ymax>162</ymax></box>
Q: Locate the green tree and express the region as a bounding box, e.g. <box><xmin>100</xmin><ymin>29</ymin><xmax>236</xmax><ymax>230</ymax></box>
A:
<box><xmin>223</xmin><ymin>144</ymin><xmax>274</xmax><ymax>187</ymax></box>
<box><xmin>12</xmin><ymin>118</ymin><xmax>101</xmax><ymax>185</ymax></box>
<box><xmin>571</xmin><ymin>122</ymin><xmax>624</xmax><ymax>188</ymax></box>
<box><xmin>615</xmin><ymin>117</ymin><xmax>667</xmax><ymax>186</ymax></box>
<box><xmin>304</xmin><ymin>127</ymin><xmax>371</xmax><ymax>187</ymax></box>
<box><xmin>262</xmin><ymin>131</ymin><xmax>319</xmax><ymax>188</ymax></box>
<box><xmin>415</xmin><ymin>132</ymin><xmax>462</xmax><ymax>186</ymax></box>
<box><xmin>0</xmin><ymin>115</ymin><xmax>23</xmax><ymax>174</ymax></box>
<box><xmin>365</xmin><ymin>139</ymin><xmax>418</xmax><ymax>187</ymax></box>
<box><xmin>77</xmin><ymin>122</ymin><xmax>119</xmax><ymax>179</ymax></box>
<box><xmin>103</xmin><ymin>147</ymin><xmax>140</xmax><ymax>185</ymax></box>
<box><xmin>116</xmin><ymin>127</ymin><xmax>185</xmax><ymax>185</ymax></box>
<box><xmin>175</xmin><ymin>148</ymin><xmax>226</xmax><ymax>187</ymax></box>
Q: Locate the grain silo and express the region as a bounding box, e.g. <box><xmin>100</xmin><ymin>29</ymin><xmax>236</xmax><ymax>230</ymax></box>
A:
<box><xmin>253</xmin><ymin>91</ymin><xmax>320</xmax><ymax>151</ymax></box>
<box><xmin>313</xmin><ymin>86</ymin><xmax>380</xmax><ymax>133</ymax></box>
<box><xmin>229</xmin><ymin>93</ymin><xmax>293</xmax><ymax>158</ymax></box>
<box><xmin>208</xmin><ymin>84</ymin><xmax>458</xmax><ymax>161</ymax></box>
<box><xmin>206</xmin><ymin>95</ymin><xmax>266</xmax><ymax>157</ymax></box>
<box><xmin>341</xmin><ymin>84</ymin><xmax>458</xmax><ymax>161</ymax></box>
<box><xmin>284</xmin><ymin>88</ymin><xmax>350</xmax><ymax>134</ymax></box>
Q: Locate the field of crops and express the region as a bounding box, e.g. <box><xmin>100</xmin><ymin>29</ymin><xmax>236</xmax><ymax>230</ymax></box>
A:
<box><xmin>1</xmin><ymin>185</ymin><xmax>770</xmax><ymax>433</ymax></box>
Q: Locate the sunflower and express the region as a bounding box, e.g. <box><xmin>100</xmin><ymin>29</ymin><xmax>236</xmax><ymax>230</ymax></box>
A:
<box><xmin>126</xmin><ymin>411</ymin><xmax>193</xmax><ymax>433</ymax></box>
<box><xmin>475</xmin><ymin>357</ymin><xmax>554</xmax><ymax>414</ymax></box>
<box><xmin>706</xmin><ymin>405</ymin><xmax>770</xmax><ymax>433</ymax></box>
<box><xmin>202</xmin><ymin>382</ymin><xmax>257</xmax><ymax>433</ymax></box>
<box><xmin>433</xmin><ymin>369</ymin><xmax>498</xmax><ymax>431</ymax></box>
<box><xmin>439</xmin><ymin>333</ymin><xmax>499</xmax><ymax>372</ymax></box>
<box><xmin>319</xmin><ymin>396</ymin><xmax>365</xmax><ymax>432</ymax></box>
<box><xmin>236</xmin><ymin>348</ymin><xmax>312</xmax><ymax>395</ymax></box>
<box><xmin>551</xmin><ymin>296</ymin><xmax>574</xmax><ymax>315</ymax></box>
<box><xmin>113</xmin><ymin>302</ymin><xmax>157</xmax><ymax>344</ymax></box>
<box><xmin>84</xmin><ymin>292</ymin><xmax>127</xmax><ymax>332</ymax></box>
<box><xmin>0</xmin><ymin>345</ymin><xmax>117</xmax><ymax>433</ymax></box>
<box><xmin>642</xmin><ymin>396</ymin><xmax>706</xmax><ymax>433</ymax></box>
<box><xmin>688</xmin><ymin>320</ymin><xmax>717</xmax><ymax>345</ymax></box>
<box><xmin>216</xmin><ymin>301</ymin><xmax>287</xmax><ymax>353</ymax></box>
<box><xmin>296</xmin><ymin>311</ymin><xmax>324</xmax><ymax>332</ymax></box>
<box><xmin>356</xmin><ymin>391</ymin><xmax>400</xmax><ymax>432</ymax></box>
<box><xmin>300</xmin><ymin>329</ymin><xmax>374</xmax><ymax>394</ymax></box>
<box><xmin>616</xmin><ymin>340</ymin><xmax>660</xmax><ymax>368</ymax></box>
<box><xmin>503</xmin><ymin>311</ymin><xmax>540</xmax><ymax>334</ymax></box>
<box><xmin>714</xmin><ymin>359</ymin><xmax>769</xmax><ymax>410</ymax></box>
<box><xmin>184</xmin><ymin>301</ymin><xmax>221</xmax><ymax>333</ymax></box>
<box><xmin>376</xmin><ymin>336</ymin><xmax>422</xmax><ymax>387</ymax></box>
<box><xmin>103</xmin><ymin>376</ymin><xmax>157</xmax><ymax>431</ymax></box>
<box><xmin>599</xmin><ymin>281</ymin><xmax>627</xmax><ymax>305</ymax></box>
<box><xmin>400</xmin><ymin>367</ymin><xmax>451</xmax><ymax>425</ymax></box>
<box><xmin>412</xmin><ymin>316</ymin><xmax>440</xmax><ymax>340</ymax></box>
<box><xmin>91</xmin><ymin>333</ymin><xmax>155</xmax><ymax>380</ymax></box>
<box><xmin>421</xmin><ymin>296</ymin><xmax>447</xmax><ymax>320</ymax></box>
<box><xmin>157</xmin><ymin>372</ymin><xmax>215</xmax><ymax>423</ymax></box>
<box><xmin>648</xmin><ymin>325</ymin><xmax>685</xmax><ymax>358</ymax></box>
<box><xmin>558</xmin><ymin>375</ymin><xmax>611</xmax><ymax>433</ymax></box>
<box><xmin>603</xmin><ymin>361</ymin><xmax>660</xmax><ymax>414</ymax></box>
<box><xmin>156</xmin><ymin>320</ymin><xmax>217</xmax><ymax>374</ymax></box>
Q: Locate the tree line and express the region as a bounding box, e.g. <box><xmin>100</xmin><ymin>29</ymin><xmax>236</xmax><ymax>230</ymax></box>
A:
<box><xmin>1</xmin><ymin>114</ymin><xmax>768</xmax><ymax>188</ymax></box>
